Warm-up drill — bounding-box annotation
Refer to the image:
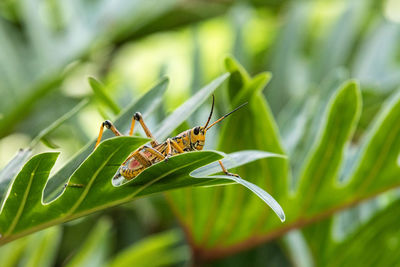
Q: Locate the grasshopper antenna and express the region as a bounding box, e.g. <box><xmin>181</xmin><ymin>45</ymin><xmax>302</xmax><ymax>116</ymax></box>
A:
<box><xmin>206</xmin><ymin>102</ymin><xmax>248</xmax><ymax>130</ymax></box>
<box><xmin>204</xmin><ymin>95</ymin><xmax>215</xmax><ymax>129</ymax></box>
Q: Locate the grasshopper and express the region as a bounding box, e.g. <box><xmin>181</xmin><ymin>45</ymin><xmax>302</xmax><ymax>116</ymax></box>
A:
<box><xmin>94</xmin><ymin>96</ymin><xmax>246</xmax><ymax>181</ymax></box>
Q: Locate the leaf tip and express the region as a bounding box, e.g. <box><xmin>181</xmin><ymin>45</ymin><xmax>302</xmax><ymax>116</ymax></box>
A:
<box><xmin>279</xmin><ymin>212</ymin><xmax>286</xmax><ymax>222</ymax></box>
<box><xmin>342</xmin><ymin>79</ymin><xmax>360</xmax><ymax>95</ymax></box>
<box><xmin>340</xmin><ymin>79</ymin><xmax>362</xmax><ymax>110</ymax></box>
<box><xmin>224</xmin><ymin>56</ymin><xmax>236</xmax><ymax>71</ymax></box>
<box><xmin>223</xmin><ymin>56</ymin><xmax>246</xmax><ymax>76</ymax></box>
<box><xmin>87</xmin><ymin>76</ymin><xmax>100</xmax><ymax>86</ymax></box>
<box><xmin>159</xmin><ymin>75</ymin><xmax>170</xmax><ymax>84</ymax></box>
<box><xmin>252</xmin><ymin>72</ymin><xmax>273</xmax><ymax>91</ymax></box>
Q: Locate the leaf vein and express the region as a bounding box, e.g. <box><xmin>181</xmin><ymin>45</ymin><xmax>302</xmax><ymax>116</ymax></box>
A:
<box><xmin>67</xmin><ymin>148</ymin><xmax>120</xmax><ymax>215</ymax></box>
<box><xmin>5</xmin><ymin>160</ymin><xmax>41</xmax><ymax>236</ymax></box>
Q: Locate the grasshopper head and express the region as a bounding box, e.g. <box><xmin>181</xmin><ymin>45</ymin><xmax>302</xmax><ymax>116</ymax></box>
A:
<box><xmin>190</xmin><ymin>126</ymin><xmax>206</xmax><ymax>150</ymax></box>
<box><xmin>189</xmin><ymin>95</ymin><xmax>247</xmax><ymax>151</ymax></box>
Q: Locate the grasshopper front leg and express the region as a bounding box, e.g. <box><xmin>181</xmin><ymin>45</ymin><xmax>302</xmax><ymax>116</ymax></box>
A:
<box><xmin>164</xmin><ymin>138</ymin><xmax>184</xmax><ymax>161</ymax></box>
<box><xmin>95</xmin><ymin>112</ymin><xmax>159</xmax><ymax>150</ymax></box>
<box><xmin>95</xmin><ymin>120</ymin><xmax>122</xmax><ymax>149</ymax></box>
<box><xmin>66</xmin><ymin>120</ymin><xmax>123</xmax><ymax>188</ymax></box>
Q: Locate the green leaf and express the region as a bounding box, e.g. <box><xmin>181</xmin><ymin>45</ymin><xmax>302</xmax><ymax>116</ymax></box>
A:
<box><xmin>347</xmin><ymin>90</ymin><xmax>400</xmax><ymax>197</ymax></box>
<box><xmin>352</xmin><ymin>19</ymin><xmax>400</xmax><ymax>90</ymax></box>
<box><xmin>66</xmin><ymin>219</ymin><xmax>111</xmax><ymax>267</ymax></box>
<box><xmin>311</xmin><ymin>1</ymin><xmax>367</xmax><ymax>83</ymax></box>
<box><xmin>88</xmin><ymin>77</ymin><xmax>121</xmax><ymax>115</ymax></box>
<box><xmin>283</xmin><ymin>230</ymin><xmax>314</xmax><ymax>267</ymax></box>
<box><xmin>0</xmin><ymin>232</ymin><xmax>29</xmax><ymax>267</ymax></box>
<box><xmin>108</xmin><ymin>229</ymin><xmax>189</xmax><ymax>267</ymax></box>
<box><xmin>39</xmin><ymin>137</ymin><xmax>60</xmax><ymax>149</ymax></box>
<box><xmin>30</xmin><ymin>98</ymin><xmax>89</xmax><ymax>148</ymax></box>
<box><xmin>266</xmin><ymin>2</ymin><xmax>311</xmax><ymax>113</ymax></box>
<box><xmin>324</xmin><ymin>198</ymin><xmax>400</xmax><ymax>267</ymax></box>
<box><xmin>18</xmin><ymin>226</ymin><xmax>62</xmax><ymax>267</ymax></box>
<box><xmin>0</xmin><ymin>74</ymin><xmax>66</xmax><ymax>138</ymax></box>
<box><xmin>0</xmin><ymin>226</ymin><xmax>61</xmax><ymax>267</ymax></box>
<box><xmin>301</xmin><ymin>217</ymin><xmax>334</xmax><ymax>266</ymax></box>
<box><xmin>280</xmin><ymin>69</ymin><xmax>350</xmax><ymax>180</ymax></box>
<box><xmin>204</xmin><ymin>174</ymin><xmax>285</xmax><ymax>222</ymax></box>
<box><xmin>0</xmin><ymin>149</ymin><xmax>32</xmax><ymax>204</ymax></box>
<box><xmin>0</xmin><ymin>137</ymin><xmax>142</xmax><ymax>243</ymax></box>
<box><xmin>295</xmin><ymin>81</ymin><xmax>362</xmax><ymax>215</ymax></box>
<box><xmin>292</xmin><ymin>86</ymin><xmax>399</xmax><ymax>266</ymax></box>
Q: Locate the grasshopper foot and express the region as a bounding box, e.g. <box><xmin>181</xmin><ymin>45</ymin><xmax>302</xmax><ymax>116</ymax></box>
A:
<box><xmin>224</xmin><ymin>172</ymin><xmax>240</xmax><ymax>178</ymax></box>
<box><xmin>164</xmin><ymin>154</ymin><xmax>173</xmax><ymax>162</ymax></box>
<box><xmin>164</xmin><ymin>157</ymin><xmax>169</xmax><ymax>162</ymax></box>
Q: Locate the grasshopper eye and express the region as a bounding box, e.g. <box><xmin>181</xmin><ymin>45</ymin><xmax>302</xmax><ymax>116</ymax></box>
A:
<box><xmin>193</xmin><ymin>127</ymin><xmax>200</xmax><ymax>135</ymax></box>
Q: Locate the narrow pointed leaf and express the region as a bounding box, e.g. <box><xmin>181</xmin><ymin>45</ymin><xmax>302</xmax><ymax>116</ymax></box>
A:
<box><xmin>154</xmin><ymin>73</ymin><xmax>229</xmax><ymax>140</ymax></box>
<box><xmin>0</xmin><ymin>137</ymin><xmax>147</xmax><ymax>243</ymax></box>
<box><xmin>0</xmin><ymin>149</ymin><xmax>32</xmax><ymax>204</ymax></box>
<box><xmin>0</xmin><ymin>152</ymin><xmax>60</xmax><ymax>235</ymax></box>
<box><xmin>295</xmin><ymin>81</ymin><xmax>362</xmax><ymax>215</ymax></box>
<box><xmin>30</xmin><ymin>99</ymin><xmax>89</xmax><ymax>147</ymax></box>
<box><xmin>19</xmin><ymin>226</ymin><xmax>62</xmax><ymax>267</ymax></box>
<box><xmin>347</xmin><ymin>91</ymin><xmax>400</xmax><ymax>196</ymax></box>
<box><xmin>0</xmin><ymin>233</ymin><xmax>29</xmax><ymax>267</ymax></box>
<box><xmin>108</xmin><ymin>229</ymin><xmax>189</xmax><ymax>267</ymax></box>
<box><xmin>353</xmin><ymin>19</ymin><xmax>400</xmax><ymax>90</ymax></box>
<box><xmin>88</xmin><ymin>77</ymin><xmax>121</xmax><ymax>115</ymax></box>
<box><xmin>66</xmin><ymin>219</ymin><xmax>111</xmax><ymax>267</ymax></box>
<box><xmin>39</xmin><ymin>137</ymin><xmax>60</xmax><ymax>149</ymax></box>
<box><xmin>311</xmin><ymin>1</ymin><xmax>367</xmax><ymax>83</ymax></box>
<box><xmin>324</xmin><ymin>198</ymin><xmax>400</xmax><ymax>267</ymax></box>
<box><xmin>267</xmin><ymin>2</ymin><xmax>310</xmax><ymax>113</ymax></box>
<box><xmin>204</xmin><ymin>174</ymin><xmax>285</xmax><ymax>222</ymax></box>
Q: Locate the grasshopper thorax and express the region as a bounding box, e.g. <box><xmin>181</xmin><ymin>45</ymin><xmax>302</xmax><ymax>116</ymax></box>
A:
<box><xmin>174</xmin><ymin>126</ymin><xmax>206</xmax><ymax>151</ymax></box>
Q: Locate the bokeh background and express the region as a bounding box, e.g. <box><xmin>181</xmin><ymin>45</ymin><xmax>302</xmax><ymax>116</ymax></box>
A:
<box><xmin>1</xmin><ymin>0</ymin><xmax>400</xmax><ymax>266</ymax></box>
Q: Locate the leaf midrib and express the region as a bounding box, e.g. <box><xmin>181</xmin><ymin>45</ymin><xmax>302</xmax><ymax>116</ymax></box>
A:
<box><xmin>4</xmin><ymin>161</ymin><xmax>40</xmax><ymax>236</ymax></box>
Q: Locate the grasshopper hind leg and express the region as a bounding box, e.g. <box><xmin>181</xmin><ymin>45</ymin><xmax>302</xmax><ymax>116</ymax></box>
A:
<box><xmin>130</xmin><ymin>112</ymin><xmax>158</xmax><ymax>147</ymax></box>
<box><xmin>218</xmin><ymin>160</ymin><xmax>240</xmax><ymax>177</ymax></box>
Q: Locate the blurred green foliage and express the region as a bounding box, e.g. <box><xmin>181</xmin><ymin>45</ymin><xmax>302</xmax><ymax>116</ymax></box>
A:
<box><xmin>1</xmin><ymin>0</ymin><xmax>400</xmax><ymax>266</ymax></box>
